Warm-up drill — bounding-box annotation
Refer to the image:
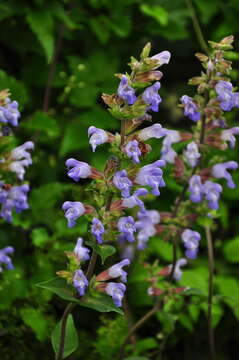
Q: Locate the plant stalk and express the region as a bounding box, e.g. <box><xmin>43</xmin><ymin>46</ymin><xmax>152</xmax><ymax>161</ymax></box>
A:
<box><xmin>205</xmin><ymin>225</ymin><xmax>216</xmax><ymax>360</ymax></box>
<box><xmin>55</xmin><ymin>302</ymin><xmax>75</xmax><ymax>360</ymax></box>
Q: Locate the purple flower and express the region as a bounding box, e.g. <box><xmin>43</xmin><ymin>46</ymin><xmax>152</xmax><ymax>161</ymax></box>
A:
<box><xmin>121</xmin><ymin>245</ymin><xmax>135</xmax><ymax>261</ymax></box>
<box><xmin>11</xmin><ymin>141</ymin><xmax>34</xmax><ymax>163</ymax></box>
<box><xmin>221</xmin><ymin>127</ymin><xmax>239</xmax><ymax>148</ymax></box>
<box><xmin>88</xmin><ymin>126</ymin><xmax>108</xmax><ymax>152</ymax></box>
<box><xmin>118</xmin><ymin>216</ymin><xmax>136</xmax><ymax>242</ymax></box>
<box><xmin>184</xmin><ymin>142</ymin><xmax>201</xmax><ymax>167</ymax></box>
<box><xmin>125</xmin><ymin>140</ymin><xmax>141</xmax><ymax>164</ymax></box>
<box><xmin>168</xmin><ymin>258</ymin><xmax>187</xmax><ymax>281</ymax></box>
<box><xmin>138</xmin><ymin>123</ymin><xmax>166</xmax><ymax>141</ymax></box>
<box><xmin>9</xmin><ymin>141</ymin><xmax>34</xmax><ymax>180</ymax></box>
<box><xmin>181</xmin><ymin>95</ymin><xmax>200</xmax><ymax>122</ymax></box>
<box><xmin>0</xmin><ymin>246</ymin><xmax>14</xmax><ymax>272</ymax></box>
<box><xmin>142</xmin><ymin>82</ymin><xmax>162</xmax><ymax>112</ymax></box>
<box><xmin>62</xmin><ymin>201</ymin><xmax>85</xmax><ymax>228</ymax></box>
<box><xmin>122</xmin><ymin>188</ymin><xmax>148</xmax><ymax>211</ymax></box>
<box><xmin>212</xmin><ymin>161</ymin><xmax>238</xmax><ymax>188</ymax></box>
<box><xmin>136</xmin><ymin>210</ymin><xmax>160</xmax><ymax>249</ymax></box>
<box><xmin>117</xmin><ymin>75</ymin><xmax>137</xmax><ymax>105</ymax></box>
<box><xmin>151</xmin><ymin>51</ymin><xmax>171</xmax><ymax>66</ymax></box>
<box><xmin>113</xmin><ymin>170</ymin><xmax>132</xmax><ymax>198</ymax></box>
<box><xmin>73</xmin><ymin>269</ymin><xmax>88</xmax><ymax>296</ymax></box>
<box><xmin>215</xmin><ymin>81</ymin><xmax>239</xmax><ymax>111</ymax></box>
<box><xmin>161</xmin><ymin>129</ymin><xmax>181</xmax><ymax>164</ymax></box>
<box><xmin>74</xmin><ymin>238</ymin><xmax>90</xmax><ymax>261</ymax></box>
<box><xmin>105</xmin><ymin>282</ymin><xmax>126</xmax><ymax>307</ymax></box>
<box><xmin>91</xmin><ymin>217</ymin><xmax>104</xmax><ymax>244</ymax></box>
<box><xmin>108</xmin><ymin>259</ymin><xmax>130</xmax><ymax>282</ymax></box>
<box><xmin>0</xmin><ymin>184</ymin><xmax>30</xmax><ymax>222</ymax></box>
<box><xmin>66</xmin><ymin>158</ymin><xmax>92</xmax><ymax>182</ymax></box>
<box><xmin>203</xmin><ymin>181</ymin><xmax>222</xmax><ymax>210</ymax></box>
<box><xmin>135</xmin><ymin>160</ymin><xmax>165</xmax><ymax>195</ymax></box>
<box><xmin>0</xmin><ymin>99</ymin><xmax>20</xmax><ymax>126</ymax></box>
<box><xmin>181</xmin><ymin>229</ymin><xmax>201</xmax><ymax>259</ymax></box>
<box><xmin>188</xmin><ymin>175</ymin><xmax>203</xmax><ymax>203</ymax></box>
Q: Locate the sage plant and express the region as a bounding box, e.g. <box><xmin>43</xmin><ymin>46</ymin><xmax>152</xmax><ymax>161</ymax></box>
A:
<box><xmin>39</xmin><ymin>36</ymin><xmax>239</xmax><ymax>360</ymax></box>
<box><xmin>0</xmin><ymin>90</ymin><xmax>34</xmax><ymax>272</ymax></box>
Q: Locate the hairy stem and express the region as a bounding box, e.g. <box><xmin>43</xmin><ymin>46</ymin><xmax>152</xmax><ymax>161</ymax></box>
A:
<box><xmin>55</xmin><ymin>302</ymin><xmax>75</xmax><ymax>360</ymax></box>
<box><xmin>185</xmin><ymin>0</ymin><xmax>209</xmax><ymax>54</ymax></box>
<box><xmin>118</xmin><ymin>302</ymin><xmax>160</xmax><ymax>359</ymax></box>
<box><xmin>205</xmin><ymin>225</ymin><xmax>216</xmax><ymax>360</ymax></box>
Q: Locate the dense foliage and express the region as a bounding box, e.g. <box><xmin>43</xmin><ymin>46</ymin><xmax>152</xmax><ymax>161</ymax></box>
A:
<box><xmin>1</xmin><ymin>1</ymin><xmax>239</xmax><ymax>359</ymax></box>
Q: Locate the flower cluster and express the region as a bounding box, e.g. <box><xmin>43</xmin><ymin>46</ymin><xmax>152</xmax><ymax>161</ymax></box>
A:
<box><xmin>0</xmin><ymin>91</ymin><xmax>33</xmax><ymax>272</ymax></box>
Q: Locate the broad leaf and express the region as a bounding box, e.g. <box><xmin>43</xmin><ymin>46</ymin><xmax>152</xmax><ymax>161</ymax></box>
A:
<box><xmin>86</xmin><ymin>240</ymin><xmax>116</xmax><ymax>264</ymax></box>
<box><xmin>51</xmin><ymin>314</ymin><xmax>78</xmax><ymax>359</ymax></box>
<box><xmin>223</xmin><ymin>236</ymin><xmax>239</xmax><ymax>263</ymax></box>
<box><xmin>36</xmin><ymin>277</ymin><xmax>78</xmax><ymax>302</ymax></box>
<box><xmin>81</xmin><ymin>292</ymin><xmax>123</xmax><ymax>315</ymax></box>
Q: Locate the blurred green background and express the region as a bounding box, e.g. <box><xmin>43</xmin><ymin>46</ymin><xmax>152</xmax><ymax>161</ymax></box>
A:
<box><xmin>1</xmin><ymin>0</ymin><xmax>239</xmax><ymax>359</ymax></box>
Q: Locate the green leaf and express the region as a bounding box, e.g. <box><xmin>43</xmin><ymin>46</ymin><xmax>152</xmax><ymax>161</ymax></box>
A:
<box><xmin>20</xmin><ymin>308</ymin><xmax>48</xmax><ymax>341</ymax></box>
<box><xmin>0</xmin><ymin>70</ymin><xmax>28</xmax><ymax>105</ymax></box>
<box><xmin>26</xmin><ymin>10</ymin><xmax>54</xmax><ymax>63</ymax></box>
<box><xmin>140</xmin><ymin>4</ymin><xmax>168</xmax><ymax>26</ymax></box>
<box><xmin>90</xmin><ymin>16</ymin><xmax>110</xmax><ymax>44</ymax></box>
<box><xmin>51</xmin><ymin>314</ymin><xmax>78</xmax><ymax>359</ymax></box>
<box><xmin>124</xmin><ymin>357</ymin><xmax>149</xmax><ymax>360</ymax></box>
<box><xmin>22</xmin><ymin>111</ymin><xmax>60</xmax><ymax>138</ymax></box>
<box><xmin>223</xmin><ymin>236</ymin><xmax>239</xmax><ymax>263</ymax></box>
<box><xmin>36</xmin><ymin>277</ymin><xmax>78</xmax><ymax>302</ymax></box>
<box><xmin>80</xmin><ymin>292</ymin><xmax>123</xmax><ymax>315</ymax></box>
<box><xmin>86</xmin><ymin>241</ymin><xmax>116</xmax><ymax>264</ymax></box>
<box><xmin>179</xmin><ymin>267</ymin><xmax>208</xmax><ymax>295</ymax></box>
<box><xmin>31</xmin><ymin>228</ymin><xmax>50</xmax><ymax>248</ymax></box>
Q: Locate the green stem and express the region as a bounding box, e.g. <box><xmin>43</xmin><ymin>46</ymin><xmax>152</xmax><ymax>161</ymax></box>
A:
<box><xmin>55</xmin><ymin>302</ymin><xmax>75</xmax><ymax>360</ymax></box>
<box><xmin>118</xmin><ymin>302</ymin><xmax>160</xmax><ymax>359</ymax></box>
<box><xmin>185</xmin><ymin>0</ymin><xmax>209</xmax><ymax>54</ymax></box>
<box><xmin>205</xmin><ymin>225</ymin><xmax>216</xmax><ymax>360</ymax></box>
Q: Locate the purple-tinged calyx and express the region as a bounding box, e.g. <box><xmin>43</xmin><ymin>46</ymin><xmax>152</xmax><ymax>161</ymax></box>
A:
<box><xmin>117</xmin><ymin>75</ymin><xmax>137</xmax><ymax>105</ymax></box>
<box><xmin>221</xmin><ymin>127</ymin><xmax>239</xmax><ymax>148</ymax></box>
<box><xmin>188</xmin><ymin>175</ymin><xmax>204</xmax><ymax>203</ymax></box>
<box><xmin>74</xmin><ymin>238</ymin><xmax>90</xmax><ymax>261</ymax></box>
<box><xmin>181</xmin><ymin>229</ymin><xmax>201</xmax><ymax>260</ymax></box>
<box><xmin>181</xmin><ymin>95</ymin><xmax>200</xmax><ymax>122</ymax></box>
<box><xmin>212</xmin><ymin>161</ymin><xmax>238</xmax><ymax>188</ymax></box>
<box><xmin>0</xmin><ymin>246</ymin><xmax>14</xmax><ymax>272</ymax></box>
<box><xmin>66</xmin><ymin>158</ymin><xmax>92</xmax><ymax>182</ymax></box>
<box><xmin>168</xmin><ymin>258</ymin><xmax>187</xmax><ymax>281</ymax></box>
<box><xmin>118</xmin><ymin>216</ymin><xmax>136</xmax><ymax>242</ymax></box>
<box><xmin>138</xmin><ymin>123</ymin><xmax>166</xmax><ymax>141</ymax></box>
<box><xmin>215</xmin><ymin>80</ymin><xmax>239</xmax><ymax>111</ymax></box>
<box><xmin>184</xmin><ymin>141</ymin><xmax>201</xmax><ymax>167</ymax></box>
<box><xmin>113</xmin><ymin>170</ymin><xmax>132</xmax><ymax>198</ymax></box>
<box><xmin>203</xmin><ymin>181</ymin><xmax>222</xmax><ymax>210</ymax></box>
<box><xmin>62</xmin><ymin>201</ymin><xmax>85</xmax><ymax>228</ymax></box>
<box><xmin>105</xmin><ymin>282</ymin><xmax>126</xmax><ymax>307</ymax></box>
<box><xmin>88</xmin><ymin>126</ymin><xmax>109</xmax><ymax>152</ymax></box>
<box><xmin>91</xmin><ymin>217</ymin><xmax>105</xmax><ymax>244</ymax></box>
<box><xmin>73</xmin><ymin>269</ymin><xmax>88</xmax><ymax>296</ymax></box>
<box><xmin>135</xmin><ymin>160</ymin><xmax>165</xmax><ymax>195</ymax></box>
<box><xmin>142</xmin><ymin>82</ymin><xmax>162</xmax><ymax>112</ymax></box>
<box><xmin>122</xmin><ymin>188</ymin><xmax>148</xmax><ymax>211</ymax></box>
<box><xmin>125</xmin><ymin>140</ymin><xmax>141</xmax><ymax>164</ymax></box>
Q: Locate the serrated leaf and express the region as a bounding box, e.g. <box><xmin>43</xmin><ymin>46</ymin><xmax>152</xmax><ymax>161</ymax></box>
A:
<box><xmin>36</xmin><ymin>277</ymin><xmax>78</xmax><ymax>302</ymax></box>
<box><xmin>51</xmin><ymin>314</ymin><xmax>78</xmax><ymax>359</ymax></box>
<box><xmin>26</xmin><ymin>10</ymin><xmax>54</xmax><ymax>62</ymax></box>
